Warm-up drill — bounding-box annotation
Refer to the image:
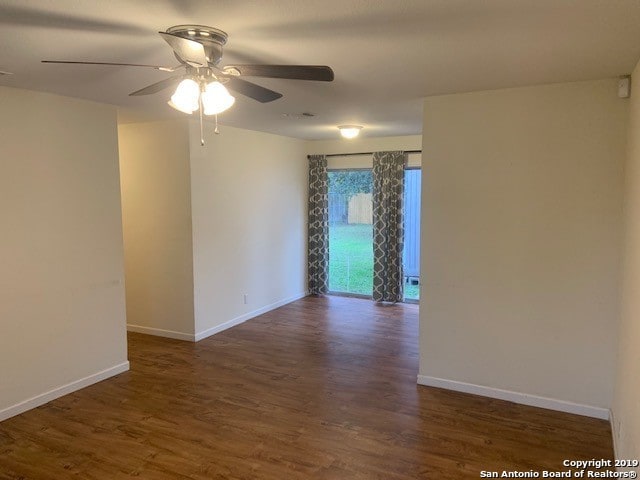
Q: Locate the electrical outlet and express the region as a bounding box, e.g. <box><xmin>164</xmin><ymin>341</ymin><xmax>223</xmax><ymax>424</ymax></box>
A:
<box><xmin>243</xmin><ymin>294</ymin><xmax>248</xmax><ymax>305</ymax></box>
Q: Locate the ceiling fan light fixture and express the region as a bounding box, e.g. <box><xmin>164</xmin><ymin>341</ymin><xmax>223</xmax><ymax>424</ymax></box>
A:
<box><xmin>338</xmin><ymin>125</ymin><xmax>363</xmax><ymax>139</ymax></box>
<box><xmin>170</xmin><ymin>78</ymin><xmax>200</xmax><ymax>113</ymax></box>
<box><xmin>167</xmin><ymin>99</ymin><xmax>196</xmax><ymax>114</ymax></box>
<box><xmin>202</xmin><ymin>81</ymin><xmax>235</xmax><ymax>115</ymax></box>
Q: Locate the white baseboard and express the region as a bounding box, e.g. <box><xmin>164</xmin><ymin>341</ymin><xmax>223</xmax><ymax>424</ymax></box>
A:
<box><xmin>0</xmin><ymin>362</ymin><xmax>130</xmax><ymax>423</ymax></box>
<box><xmin>127</xmin><ymin>324</ymin><xmax>195</xmax><ymax>342</ymax></box>
<box><xmin>195</xmin><ymin>292</ymin><xmax>308</xmax><ymax>342</ymax></box>
<box><xmin>417</xmin><ymin>375</ymin><xmax>610</xmax><ymax>420</ymax></box>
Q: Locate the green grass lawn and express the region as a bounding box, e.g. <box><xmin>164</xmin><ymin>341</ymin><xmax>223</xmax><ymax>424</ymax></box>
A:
<box><xmin>329</xmin><ymin>224</ymin><xmax>419</xmax><ymax>300</ymax></box>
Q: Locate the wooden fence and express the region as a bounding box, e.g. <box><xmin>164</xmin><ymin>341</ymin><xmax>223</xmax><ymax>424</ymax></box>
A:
<box><xmin>347</xmin><ymin>193</ymin><xmax>372</xmax><ymax>224</ymax></box>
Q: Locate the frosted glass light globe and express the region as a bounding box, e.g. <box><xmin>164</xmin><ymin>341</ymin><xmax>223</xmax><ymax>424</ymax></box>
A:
<box><xmin>202</xmin><ymin>81</ymin><xmax>235</xmax><ymax>115</ymax></box>
<box><xmin>170</xmin><ymin>79</ymin><xmax>200</xmax><ymax>113</ymax></box>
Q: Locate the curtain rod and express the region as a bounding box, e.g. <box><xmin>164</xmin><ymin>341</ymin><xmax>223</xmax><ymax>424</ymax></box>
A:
<box><xmin>307</xmin><ymin>150</ymin><xmax>421</xmax><ymax>159</ymax></box>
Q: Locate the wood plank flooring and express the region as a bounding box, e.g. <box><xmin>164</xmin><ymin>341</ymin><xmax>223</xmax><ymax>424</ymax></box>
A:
<box><xmin>0</xmin><ymin>295</ymin><xmax>613</xmax><ymax>479</ymax></box>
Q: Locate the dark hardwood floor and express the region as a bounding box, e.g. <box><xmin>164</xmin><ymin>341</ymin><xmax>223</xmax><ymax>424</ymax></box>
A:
<box><xmin>0</xmin><ymin>295</ymin><xmax>613</xmax><ymax>479</ymax></box>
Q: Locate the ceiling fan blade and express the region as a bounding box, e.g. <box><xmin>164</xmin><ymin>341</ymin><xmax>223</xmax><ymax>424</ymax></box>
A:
<box><xmin>224</xmin><ymin>77</ymin><xmax>283</xmax><ymax>103</ymax></box>
<box><xmin>224</xmin><ymin>65</ymin><xmax>334</xmax><ymax>81</ymax></box>
<box><xmin>129</xmin><ymin>75</ymin><xmax>184</xmax><ymax>96</ymax></box>
<box><xmin>42</xmin><ymin>60</ymin><xmax>183</xmax><ymax>72</ymax></box>
<box><xmin>159</xmin><ymin>32</ymin><xmax>208</xmax><ymax>67</ymax></box>
<box><xmin>0</xmin><ymin>70</ymin><xmax>13</xmax><ymax>75</ymax></box>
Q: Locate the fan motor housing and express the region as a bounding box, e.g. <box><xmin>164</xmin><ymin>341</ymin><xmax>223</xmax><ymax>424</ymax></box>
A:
<box><xmin>166</xmin><ymin>25</ymin><xmax>228</xmax><ymax>65</ymax></box>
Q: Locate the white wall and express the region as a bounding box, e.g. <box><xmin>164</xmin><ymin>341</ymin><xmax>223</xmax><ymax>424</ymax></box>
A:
<box><xmin>118</xmin><ymin>120</ymin><xmax>195</xmax><ymax>339</ymax></box>
<box><xmin>190</xmin><ymin>123</ymin><xmax>307</xmax><ymax>338</ymax></box>
<box><xmin>419</xmin><ymin>79</ymin><xmax>627</xmax><ymax>416</ymax></box>
<box><xmin>613</xmin><ymin>62</ymin><xmax>640</xmax><ymax>464</ymax></box>
<box><xmin>0</xmin><ymin>87</ymin><xmax>128</xmax><ymax>420</ymax></box>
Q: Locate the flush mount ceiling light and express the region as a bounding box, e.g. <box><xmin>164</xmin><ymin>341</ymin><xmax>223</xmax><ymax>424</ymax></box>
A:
<box><xmin>338</xmin><ymin>125</ymin><xmax>363</xmax><ymax>139</ymax></box>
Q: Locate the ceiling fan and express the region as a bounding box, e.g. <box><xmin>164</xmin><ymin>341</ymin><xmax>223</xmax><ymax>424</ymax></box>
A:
<box><xmin>42</xmin><ymin>24</ymin><xmax>334</xmax><ymax>144</ymax></box>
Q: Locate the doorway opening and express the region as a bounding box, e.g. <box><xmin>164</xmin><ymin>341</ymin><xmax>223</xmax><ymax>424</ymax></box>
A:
<box><xmin>327</xmin><ymin>167</ymin><xmax>421</xmax><ymax>302</ymax></box>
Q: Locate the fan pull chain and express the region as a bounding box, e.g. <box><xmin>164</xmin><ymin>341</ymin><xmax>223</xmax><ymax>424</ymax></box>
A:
<box><xmin>214</xmin><ymin>115</ymin><xmax>220</xmax><ymax>134</ymax></box>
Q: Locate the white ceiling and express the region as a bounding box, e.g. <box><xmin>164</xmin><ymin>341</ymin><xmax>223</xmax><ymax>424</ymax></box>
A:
<box><xmin>1</xmin><ymin>0</ymin><xmax>640</xmax><ymax>140</ymax></box>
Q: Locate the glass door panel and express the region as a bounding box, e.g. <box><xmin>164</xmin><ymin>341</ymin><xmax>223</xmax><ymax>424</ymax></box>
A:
<box><xmin>328</xmin><ymin>170</ymin><xmax>373</xmax><ymax>296</ymax></box>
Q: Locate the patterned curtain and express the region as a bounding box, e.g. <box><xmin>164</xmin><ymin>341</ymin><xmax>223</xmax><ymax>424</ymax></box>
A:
<box><xmin>372</xmin><ymin>151</ymin><xmax>406</xmax><ymax>302</ymax></box>
<box><xmin>307</xmin><ymin>155</ymin><xmax>329</xmax><ymax>295</ymax></box>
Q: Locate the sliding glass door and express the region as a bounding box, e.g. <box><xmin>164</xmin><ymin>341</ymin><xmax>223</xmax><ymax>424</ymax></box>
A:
<box><xmin>327</xmin><ymin>167</ymin><xmax>421</xmax><ymax>302</ymax></box>
<box><xmin>403</xmin><ymin>168</ymin><xmax>421</xmax><ymax>301</ymax></box>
